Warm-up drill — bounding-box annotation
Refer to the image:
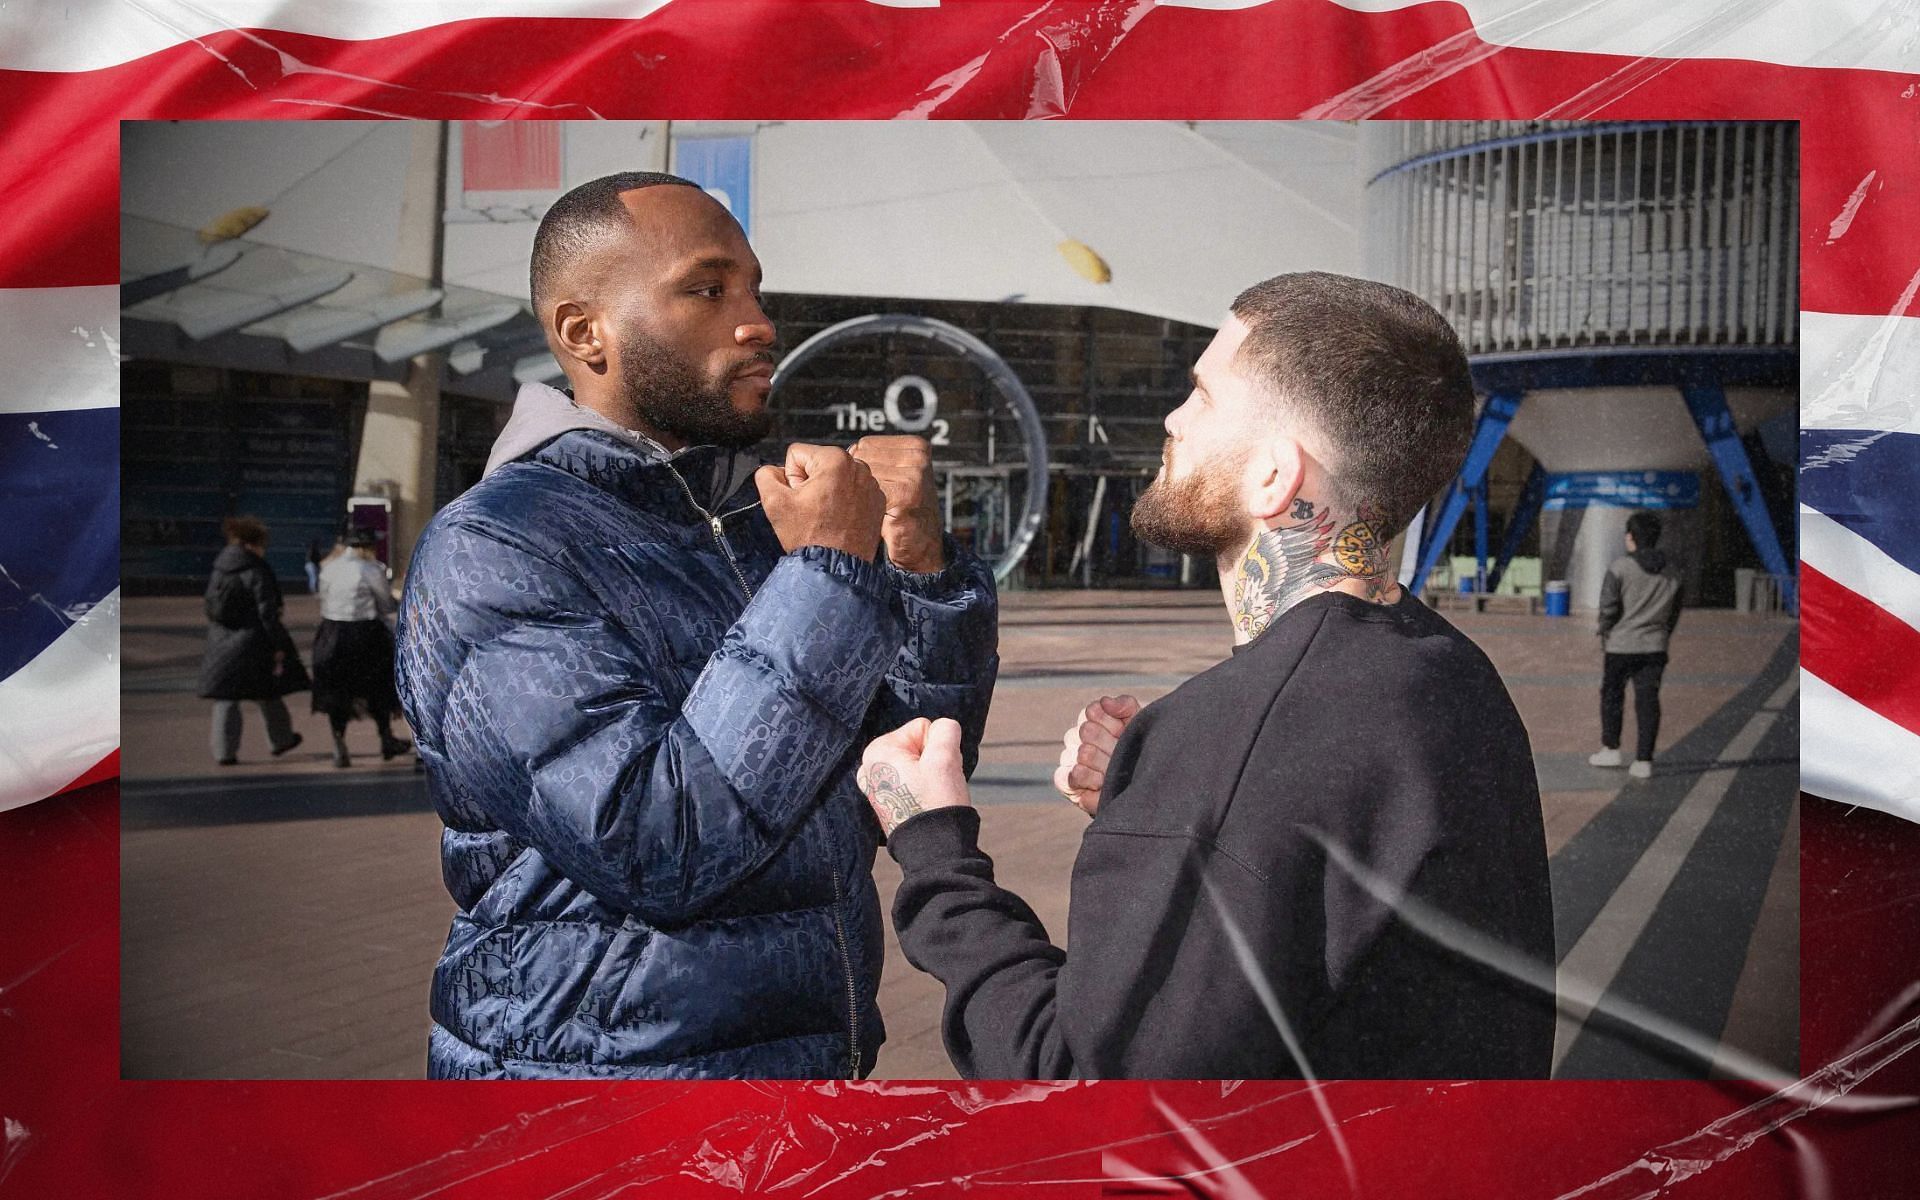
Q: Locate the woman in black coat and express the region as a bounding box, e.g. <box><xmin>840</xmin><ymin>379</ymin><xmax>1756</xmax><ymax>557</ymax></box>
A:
<box><xmin>198</xmin><ymin>515</ymin><xmax>309</xmax><ymax>765</ymax></box>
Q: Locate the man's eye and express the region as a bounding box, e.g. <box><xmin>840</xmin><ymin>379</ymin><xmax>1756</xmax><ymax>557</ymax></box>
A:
<box><xmin>691</xmin><ymin>285</ymin><xmax>724</xmax><ymax>299</ymax></box>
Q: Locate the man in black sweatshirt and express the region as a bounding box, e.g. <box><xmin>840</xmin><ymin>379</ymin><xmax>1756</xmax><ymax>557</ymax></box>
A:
<box><xmin>857</xmin><ymin>272</ymin><xmax>1555</xmax><ymax>1080</ymax></box>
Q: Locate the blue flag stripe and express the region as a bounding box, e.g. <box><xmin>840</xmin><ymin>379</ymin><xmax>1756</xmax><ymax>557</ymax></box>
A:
<box><xmin>1801</xmin><ymin>428</ymin><xmax>1920</xmax><ymax>581</ymax></box>
<box><xmin>0</xmin><ymin>407</ymin><xmax>120</xmax><ymax>680</ymax></box>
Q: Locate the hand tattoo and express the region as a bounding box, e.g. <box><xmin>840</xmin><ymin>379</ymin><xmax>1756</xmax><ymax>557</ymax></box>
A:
<box><xmin>861</xmin><ymin>763</ymin><xmax>924</xmax><ymax>834</ymax></box>
<box><xmin>1232</xmin><ymin>500</ymin><xmax>1395</xmax><ymax>638</ymax></box>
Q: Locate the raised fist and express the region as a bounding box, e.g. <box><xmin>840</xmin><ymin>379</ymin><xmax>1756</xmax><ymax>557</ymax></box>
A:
<box><xmin>850</xmin><ymin>435</ymin><xmax>944</xmax><ymax>573</ymax></box>
<box><xmin>1052</xmin><ymin>694</ymin><xmax>1141</xmax><ymax>817</ymax></box>
<box><xmin>859</xmin><ymin>717</ymin><xmax>971</xmax><ymax>836</ymax></box>
<box><xmin>755</xmin><ymin>443</ymin><xmax>887</xmax><ymax>561</ymax></box>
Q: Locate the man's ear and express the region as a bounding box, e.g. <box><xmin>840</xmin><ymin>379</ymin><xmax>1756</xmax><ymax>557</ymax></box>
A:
<box><xmin>1245</xmin><ymin>435</ymin><xmax>1307</xmax><ymax>523</ymax></box>
<box><xmin>552</xmin><ymin>301</ymin><xmax>604</xmax><ymax>369</ymax></box>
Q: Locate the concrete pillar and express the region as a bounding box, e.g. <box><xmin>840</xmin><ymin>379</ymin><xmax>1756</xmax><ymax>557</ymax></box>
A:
<box><xmin>355</xmin><ymin>367</ymin><xmax>443</xmax><ymax>581</ymax></box>
<box><xmin>353</xmin><ymin>121</ymin><xmax>447</xmax><ymax>582</ymax></box>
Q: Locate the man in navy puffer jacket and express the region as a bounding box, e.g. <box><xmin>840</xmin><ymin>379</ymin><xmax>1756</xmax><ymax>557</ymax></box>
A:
<box><xmin>395</xmin><ymin>173</ymin><xmax>998</xmax><ymax>1079</ymax></box>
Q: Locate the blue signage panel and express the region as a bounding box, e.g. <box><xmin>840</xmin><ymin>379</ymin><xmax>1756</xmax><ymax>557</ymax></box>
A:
<box><xmin>673</xmin><ymin>136</ymin><xmax>753</xmax><ymax>240</ymax></box>
<box><xmin>1543</xmin><ymin>470</ymin><xmax>1699</xmax><ymax>511</ymax></box>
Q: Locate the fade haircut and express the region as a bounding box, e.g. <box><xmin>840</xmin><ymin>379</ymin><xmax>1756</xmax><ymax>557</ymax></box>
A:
<box><xmin>529</xmin><ymin>172</ymin><xmax>702</xmax><ymax>312</ymax></box>
<box><xmin>1230</xmin><ymin>272</ymin><xmax>1476</xmax><ymax>539</ymax></box>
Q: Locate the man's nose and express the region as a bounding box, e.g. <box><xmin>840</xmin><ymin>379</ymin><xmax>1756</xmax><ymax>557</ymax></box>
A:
<box><xmin>735</xmin><ymin>303</ymin><xmax>775</xmax><ymax>348</ymax></box>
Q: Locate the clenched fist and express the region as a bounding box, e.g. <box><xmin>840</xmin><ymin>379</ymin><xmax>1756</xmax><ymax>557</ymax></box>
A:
<box><xmin>859</xmin><ymin>717</ymin><xmax>971</xmax><ymax>836</ymax></box>
<box><xmin>849</xmin><ymin>435</ymin><xmax>944</xmax><ymax>573</ymax></box>
<box><xmin>1053</xmin><ymin>694</ymin><xmax>1141</xmax><ymax>817</ymax></box>
<box><xmin>755</xmin><ymin>443</ymin><xmax>887</xmax><ymax>561</ymax></box>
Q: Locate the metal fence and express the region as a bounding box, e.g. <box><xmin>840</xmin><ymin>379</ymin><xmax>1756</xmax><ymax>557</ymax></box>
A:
<box><xmin>1364</xmin><ymin>122</ymin><xmax>1798</xmax><ymax>355</ymax></box>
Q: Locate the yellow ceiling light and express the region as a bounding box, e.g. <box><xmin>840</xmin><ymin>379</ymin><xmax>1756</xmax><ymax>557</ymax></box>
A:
<box><xmin>1057</xmin><ymin>239</ymin><xmax>1112</xmax><ymax>284</ymax></box>
<box><xmin>198</xmin><ymin>206</ymin><xmax>270</xmax><ymax>244</ymax></box>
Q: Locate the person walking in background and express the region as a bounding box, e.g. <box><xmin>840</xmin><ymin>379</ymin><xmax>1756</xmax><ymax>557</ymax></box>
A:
<box><xmin>312</xmin><ymin>529</ymin><xmax>411</xmax><ymax>769</ymax></box>
<box><xmin>198</xmin><ymin>515</ymin><xmax>308</xmax><ymax>766</ymax></box>
<box><xmin>1588</xmin><ymin>511</ymin><xmax>1683</xmax><ymax>780</ymax></box>
<box><xmin>304</xmin><ymin>539</ymin><xmax>325</xmax><ymax>593</ymax></box>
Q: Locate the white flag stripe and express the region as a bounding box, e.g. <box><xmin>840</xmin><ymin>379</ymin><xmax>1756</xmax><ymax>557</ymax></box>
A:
<box><xmin>1800</xmin><ymin>669</ymin><xmax>1920</xmax><ymax>824</ymax></box>
<box><xmin>1325</xmin><ymin>0</ymin><xmax>1920</xmax><ymax>73</ymax></box>
<box><xmin>0</xmin><ymin>286</ymin><xmax>122</xmax><ymax>414</ymax></box>
<box><xmin>1802</xmin><ymin>305</ymin><xmax>1920</xmax><ymax>435</ymax></box>
<box><xmin>0</xmin><ymin>0</ymin><xmax>1915</xmax><ymax>74</ymax></box>
<box><xmin>1</xmin><ymin>0</ymin><xmax>675</xmax><ymax>73</ymax></box>
<box><xmin>1800</xmin><ymin>507</ymin><xmax>1920</xmax><ymax>639</ymax></box>
<box><xmin>0</xmin><ymin>590</ymin><xmax>120</xmax><ymax>812</ymax></box>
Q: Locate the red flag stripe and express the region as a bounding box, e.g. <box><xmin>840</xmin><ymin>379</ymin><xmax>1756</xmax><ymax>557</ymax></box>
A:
<box><xmin>0</xmin><ymin>1</ymin><xmax>1913</xmax><ymax>317</ymax></box>
<box><xmin>1802</xmin><ymin>561</ymin><xmax>1920</xmax><ymax>742</ymax></box>
<box><xmin>54</xmin><ymin>750</ymin><xmax>120</xmax><ymax>797</ymax></box>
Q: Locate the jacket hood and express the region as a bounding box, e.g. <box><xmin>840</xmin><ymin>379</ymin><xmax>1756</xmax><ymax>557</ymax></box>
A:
<box><xmin>1631</xmin><ymin>547</ymin><xmax>1669</xmax><ymax>575</ymax></box>
<box><xmin>485</xmin><ymin>381</ymin><xmax>667</xmax><ymax>477</ymax></box>
<box><xmin>485</xmin><ymin>380</ymin><xmax>763</xmax><ymax>514</ymax></box>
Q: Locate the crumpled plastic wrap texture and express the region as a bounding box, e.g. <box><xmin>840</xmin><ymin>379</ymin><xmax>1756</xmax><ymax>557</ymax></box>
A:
<box><xmin>2</xmin><ymin>1</ymin><xmax>1918</xmax><ymax>1196</ymax></box>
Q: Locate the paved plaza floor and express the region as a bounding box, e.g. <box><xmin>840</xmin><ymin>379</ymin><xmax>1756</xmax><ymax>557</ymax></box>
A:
<box><xmin>121</xmin><ymin>589</ymin><xmax>1798</xmax><ymax>1081</ymax></box>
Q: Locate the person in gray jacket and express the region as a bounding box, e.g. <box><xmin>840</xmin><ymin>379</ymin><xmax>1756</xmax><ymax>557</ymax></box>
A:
<box><xmin>1588</xmin><ymin>511</ymin><xmax>1683</xmax><ymax>779</ymax></box>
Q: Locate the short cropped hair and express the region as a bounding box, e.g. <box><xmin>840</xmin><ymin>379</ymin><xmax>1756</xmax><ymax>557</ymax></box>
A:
<box><xmin>529</xmin><ymin>172</ymin><xmax>701</xmax><ymax>312</ymax></box>
<box><xmin>1230</xmin><ymin>272</ymin><xmax>1476</xmax><ymax>538</ymax></box>
<box><xmin>223</xmin><ymin>515</ymin><xmax>269</xmax><ymax>546</ymax></box>
<box><xmin>1626</xmin><ymin>511</ymin><xmax>1663</xmax><ymax>550</ymax></box>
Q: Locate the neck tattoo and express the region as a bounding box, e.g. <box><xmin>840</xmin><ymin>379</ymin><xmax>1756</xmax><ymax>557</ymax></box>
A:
<box><xmin>1231</xmin><ymin>500</ymin><xmax>1394</xmax><ymax>640</ymax></box>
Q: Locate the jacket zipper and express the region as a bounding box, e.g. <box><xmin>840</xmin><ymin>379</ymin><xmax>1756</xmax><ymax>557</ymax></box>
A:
<box><xmin>672</xmin><ymin>459</ymin><xmax>857</xmax><ymax>1072</ymax></box>
<box><xmin>827</xmin><ymin>863</ymin><xmax>862</xmax><ymax>1078</ymax></box>
<box><xmin>669</xmin><ymin>466</ymin><xmax>756</xmax><ymax>602</ymax></box>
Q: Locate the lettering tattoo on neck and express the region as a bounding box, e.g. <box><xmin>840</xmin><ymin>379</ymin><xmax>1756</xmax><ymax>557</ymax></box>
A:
<box><xmin>1232</xmin><ymin>500</ymin><xmax>1395</xmax><ymax>639</ymax></box>
<box><xmin>861</xmin><ymin>763</ymin><xmax>923</xmax><ymax>835</ymax></box>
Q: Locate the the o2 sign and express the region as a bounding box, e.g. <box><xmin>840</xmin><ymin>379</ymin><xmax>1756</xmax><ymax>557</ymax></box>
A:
<box><xmin>830</xmin><ymin>374</ymin><xmax>952</xmax><ymax>445</ymax></box>
<box><xmin>772</xmin><ymin>314</ymin><xmax>1049</xmax><ymax>584</ymax></box>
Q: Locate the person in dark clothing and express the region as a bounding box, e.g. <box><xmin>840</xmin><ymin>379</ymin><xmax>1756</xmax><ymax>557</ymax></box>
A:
<box><xmin>311</xmin><ymin>528</ymin><xmax>410</xmax><ymax>768</ymax></box>
<box><xmin>1588</xmin><ymin>511</ymin><xmax>1683</xmax><ymax>779</ymax></box>
<box><xmin>198</xmin><ymin>515</ymin><xmax>308</xmax><ymax>765</ymax></box>
<box><xmin>304</xmin><ymin>539</ymin><xmax>325</xmax><ymax>593</ymax></box>
<box><xmin>396</xmin><ymin>173</ymin><xmax>998</xmax><ymax>1079</ymax></box>
<box><xmin>858</xmin><ymin>272</ymin><xmax>1555</xmax><ymax>1080</ymax></box>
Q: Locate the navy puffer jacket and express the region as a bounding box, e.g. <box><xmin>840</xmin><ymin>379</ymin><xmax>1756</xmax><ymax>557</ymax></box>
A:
<box><xmin>396</xmin><ymin>404</ymin><xmax>997</xmax><ymax>1079</ymax></box>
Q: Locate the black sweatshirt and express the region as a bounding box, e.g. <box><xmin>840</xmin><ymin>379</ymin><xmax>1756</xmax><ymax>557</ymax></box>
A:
<box><xmin>888</xmin><ymin>590</ymin><xmax>1555</xmax><ymax>1079</ymax></box>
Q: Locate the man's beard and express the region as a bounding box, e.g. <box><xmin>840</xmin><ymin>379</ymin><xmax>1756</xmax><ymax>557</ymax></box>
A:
<box><xmin>1130</xmin><ymin>440</ymin><xmax>1250</xmax><ymax>559</ymax></box>
<box><xmin>620</xmin><ymin>332</ymin><xmax>773</xmax><ymax>450</ymax></box>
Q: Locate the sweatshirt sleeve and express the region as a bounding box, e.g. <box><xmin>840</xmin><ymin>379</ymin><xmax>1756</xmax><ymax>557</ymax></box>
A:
<box><xmin>1596</xmin><ymin>563</ymin><xmax>1623</xmax><ymax>639</ymax></box>
<box><xmin>886</xmin><ymin>806</ymin><xmax>1075</xmax><ymax>1078</ymax></box>
<box><xmin>888</xmin><ymin>805</ymin><xmax>1267</xmax><ymax>1079</ymax></box>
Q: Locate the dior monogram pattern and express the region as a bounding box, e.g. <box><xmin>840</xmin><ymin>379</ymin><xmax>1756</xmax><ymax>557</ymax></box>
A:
<box><xmin>397</xmin><ymin>430</ymin><xmax>998</xmax><ymax>1078</ymax></box>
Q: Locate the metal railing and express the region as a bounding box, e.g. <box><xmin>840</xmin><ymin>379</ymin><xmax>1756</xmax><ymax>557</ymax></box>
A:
<box><xmin>1364</xmin><ymin>122</ymin><xmax>1798</xmax><ymax>356</ymax></box>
